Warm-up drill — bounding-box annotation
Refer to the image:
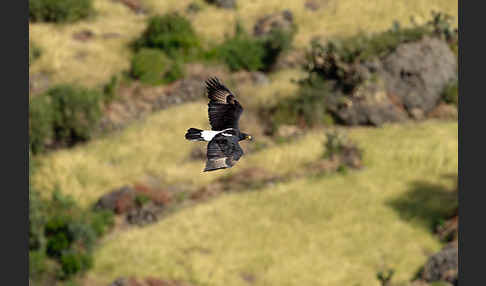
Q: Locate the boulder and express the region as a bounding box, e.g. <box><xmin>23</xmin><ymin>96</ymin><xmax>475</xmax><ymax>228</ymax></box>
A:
<box><xmin>382</xmin><ymin>37</ymin><xmax>458</xmax><ymax>116</ymax></box>
<box><xmin>253</xmin><ymin>10</ymin><xmax>294</xmax><ymax>37</ymax></box>
<box><xmin>422</xmin><ymin>244</ymin><xmax>458</xmax><ymax>285</ymax></box>
<box><xmin>304</xmin><ymin>1</ymin><xmax>321</xmax><ymax>11</ymax></box>
<box><xmin>72</xmin><ymin>30</ymin><xmax>95</xmax><ymax>42</ymax></box>
<box><xmin>326</xmin><ymin>76</ymin><xmax>409</xmax><ymax>126</ymax></box>
<box><xmin>94</xmin><ymin>186</ymin><xmax>135</xmax><ymax>214</ymax></box>
<box><xmin>126</xmin><ymin>203</ymin><xmax>162</xmax><ymax>226</ymax></box>
<box><xmin>206</xmin><ymin>0</ymin><xmax>237</xmax><ymax>9</ymax></box>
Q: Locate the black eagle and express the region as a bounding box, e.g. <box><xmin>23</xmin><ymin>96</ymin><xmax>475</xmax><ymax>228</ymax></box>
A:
<box><xmin>185</xmin><ymin>77</ymin><xmax>253</xmax><ymax>172</ymax></box>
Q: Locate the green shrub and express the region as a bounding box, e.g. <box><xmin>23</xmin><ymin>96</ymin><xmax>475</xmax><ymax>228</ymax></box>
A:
<box><xmin>60</xmin><ymin>251</ymin><xmax>93</xmax><ymax>278</ymax></box>
<box><xmin>442</xmin><ymin>80</ymin><xmax>458</xmax><ymax>106</ymax></box>
<box><xmin>30</xmin><ymin>250</ymin><xmax>48</xmax><ymax>278</ymax></box>
<box><xmin>45</xmin><ymin>215</ymin><xmax>73</xmax><ymax>258</ymax></box>
<box><xmin>259</xmin><ymin>27</ymin><xmax>296</xmax><ymax>71</ymax></box>
<box><xmin>131</xmin><ymin>49</ymin><xmax>184</xmax><ymax>85</ymax></box>
<box><xmin>29</xmin><ymin>85</ymin><xmax>103</xmax><ymax>153</ymax></box>
<box><xmin>38</xmin><ymin>190</ymin><xmax>114</xmax><ymax>279</ymax></box>
<box><xmin>262</xmin><ymin>77</ymin><xmax>333</xmax><ymax>133</ymax></box>
<box><xmin>323</xmin><ymin>130</ymin><xmax>350</xmax><ymax>160</ymax></box>
<box><xmin>29</xmin><ymin>190</ymin><xmax>47</xmax><ymax>250</ymax></box>
<box><xmin>210</xmin><ymin>23</ymin><xmax>265</xmax><ymax>71</ymax></box>
<box><xmin>29</xmin><ymin>95</ymin><xmax>55</xmax><ymax>154</ymax></box>
<box><xmin>135</xmin><ymin>14</ymin><xmax>200</xmax><ymax>57</ymax></box>
<box><xmin>29</xmin><ymin>0</ymin><xmax>94</xmax><ymax>23</ymax></box>
<box><xmin>135</xmin><ymin>194</ymin><xmax>151</xmax><ymax>207</ymax></box>
<box><xmin>89</xmin><ymin>210</ymin><xmax>115</xmax><ymax>237</ymax></box>
<box><xmin>49</xmin><ymin>85</ymin><xmax>103</xmax><ymax>145</ymax></box>
<box><xmin>102</xmin><ymin>75</ymin><xmax>120</xmax><ymax>104</ymax></box>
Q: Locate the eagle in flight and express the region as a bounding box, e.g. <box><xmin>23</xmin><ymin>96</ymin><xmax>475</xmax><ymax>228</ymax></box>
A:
<box><xmin>185</xmin><ymin>77</ymin><xmax>253</xmax><ymax>172</ymax></box>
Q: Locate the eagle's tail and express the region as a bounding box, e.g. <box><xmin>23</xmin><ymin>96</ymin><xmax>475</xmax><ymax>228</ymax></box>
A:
<box><xmin>185</xmin><ymin>128</ymin><xmax>204</xmax><ymax>141</ymax></box>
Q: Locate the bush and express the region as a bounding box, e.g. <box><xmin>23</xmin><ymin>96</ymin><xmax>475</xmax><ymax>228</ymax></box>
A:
<box><xmin>131</xmin><ymin>49</ymin><xmax>184</xmax><ymax>85</ymax></box>
<box><xmin>259</xmin><ymin>26</ymin><xmax>296</xmax><ymax>71</ymax></box>
<box><xmin>29</xmin><ymin>85</ymin><xmax>103</xmax><ymax>153</ymax></box>
<box><xmin>135</xmin><ymin>14</ymin><xmax>200</xmax><ymax>57</ymax></box>
<box><xmin>442</xmin><ymin>80</ymin><xmax>458</xmax><ymax>106</ymax></box>
<box><xmin>29</xmin><ymin>95</ymin><xmax>55</xmax><ymax>154</ymax></box>
<box><xmin>210</xmin><ymin>23</ymin><xmax>265</xmax><ymax>71</ymax></box>
<box><xmin>102</xmin><ymin>75</ymin><xmax>120</xmax><ymax>104</ymax></box>
<box><xmin>261</xmin><ymin>76</ymin><xmax>333</xmax><ymax>134</ymax></box>
<box><xmin>89</xmin><ymin>210</ymin><xmax>115</xmax><ymax>237</ymax></box>
<box><xmin>29</xmin><ymin>0</ymin><xmax>94</xmax><ymax>23</ymax></box>
<box><xmin>39</xmin><ymin>190</ymin><xmax>114</xmax><ymax>279</ymax></box>
<box><xmin>49</xmin><ymin>85</ymin><xmax>103</xmax><ymax>145</ymax></box>
<box><xmin>30</xmin><ymin>250</ymin><xmax>47</xmax><ymax>279</ymax></box>
<box><xmin>60</xmin><ymin>251</ymin><xmax>93</xmax><ymax>278</ymax></box>
<box><xmin>29</xmin><ymin>155</ymin><xmax>113</xmax><ymax>282</ymax></box>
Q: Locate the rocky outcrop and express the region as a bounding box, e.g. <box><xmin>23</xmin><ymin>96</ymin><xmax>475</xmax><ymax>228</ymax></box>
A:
<box><xmin>253</xmin><ymin>10</ymin><xmax>295</xmax><ymax>37</ymax></box>
<box><xmin>326</xmin><ymin>37</ymin><xmax>458</xmax><ymax>126</ymax></box>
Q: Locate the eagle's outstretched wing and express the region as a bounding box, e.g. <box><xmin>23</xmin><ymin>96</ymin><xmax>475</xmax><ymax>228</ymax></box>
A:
<box><xmin>205</xmin><ymin>77</ymin><xmax>243</xmax><ymax>131</ymax></box>
<box><xmin>204</xmin><ymin>134</ymin><xmax>244</xmax><ymax>172</ymax></box>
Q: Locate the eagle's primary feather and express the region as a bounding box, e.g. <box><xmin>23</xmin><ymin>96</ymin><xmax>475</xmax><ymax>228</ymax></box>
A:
<box><xmin>206</xmin><ymin>77</ymin><xmax>243</xmax><ymax>131</ymax></box>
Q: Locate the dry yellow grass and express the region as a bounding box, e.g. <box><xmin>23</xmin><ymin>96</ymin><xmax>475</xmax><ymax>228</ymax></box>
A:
<box><xmin>29</xmin><ymin>0</ymin><xmax>457</xmax><ymax>88</ymax></box>
<box><xmin>32</xmin><ymin>93</ymin><xmax>457</xmax><ymax>285</ymax></box>
<box><xmin>75</xmin><ymin>118</ymin><xmax>457</xmax><ymax>285</ymax></box>
<box><xmin>29</xmin><ymin>0</ymin><xmax>147</xmax><ymax>87</ymax></box>
<box><xmin>30</xmin><ymin>1</ymin><xmax>458</xmax><ymax>284</ymax></box>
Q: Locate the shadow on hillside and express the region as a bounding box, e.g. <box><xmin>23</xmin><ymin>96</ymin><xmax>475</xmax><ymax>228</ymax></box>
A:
<box><xmin>387</xmin><ymin>179</ymin><xmax>457</xmax><ymax>231</ymax></box>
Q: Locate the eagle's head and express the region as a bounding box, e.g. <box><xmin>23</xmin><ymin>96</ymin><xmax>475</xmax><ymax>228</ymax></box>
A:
<box><xmin>239</xmin><ymin>132</ymin><xmax>253</xmax><ymax>141</ymax></box>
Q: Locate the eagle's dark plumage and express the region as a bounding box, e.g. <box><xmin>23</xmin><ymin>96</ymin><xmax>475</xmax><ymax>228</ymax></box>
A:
<box><xmin>185</xmin><ymin>77</ymin><xmax>252</xmax><ymax>172</ymax></box>
<box><xmin>206</xmin><ymin>77</ymin><xmax>243</xmax><ymax>131</ymax></box>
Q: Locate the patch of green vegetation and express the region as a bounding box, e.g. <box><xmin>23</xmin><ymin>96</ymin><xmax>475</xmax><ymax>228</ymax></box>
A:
<box><xmin>208</xmin><ymin>22</ymin><xmax>296</xmax><ymax>72</ymax></box>
<box><xmin>259</xmin><ymin>27</ymin><xmax>296</xmax><ymax>71</ymax></box>
<box><xmin>208</xmin><ymin>23</ymin><xmax>266</xmax><ymax>71</ymax></box>
<box><xmin>323</xmin><ymin>130</ymin><xmax>349</xmax><ymax>160</ymax></box>
<box><xmin>135</xmin><ymin>13</ymin><xmax>201</xmax><ymax>58</ymax></box>
<box><xmin>29</xmin><ymin>85</ymin><xmax>104</xmax><ymax>154</ymax></box>
<box><xmin>135</xmin><ymin>194</ymin><xmax>151</xmax><ymax>207</ymax></box>
<box><xmin>29</xmin><ymin>169</ymin><xmax>114</xmax><ymax>282</ymax></box>
<box><xmin>29</xmin><ymin>0</ymin><xmax>94</xmax><ymax>23</ymax></box>
<box><xmin>130</xmin><ymin>49</ymin><xmax>184</xmax><ymax>85</ymax></box>
<box><xmin>102</xmin><ymin>75</ymin><xmax>120</xmax><ymax>104</ymax></box>
<box><xmin>261</xmin><ymin>76</ymin><xmax>334</xmax><ymax>134</ymax></box>
<box><xmin>442</xmin><ymin>80</ymin><xmax>458</xmax><ymax>106</ymax></box>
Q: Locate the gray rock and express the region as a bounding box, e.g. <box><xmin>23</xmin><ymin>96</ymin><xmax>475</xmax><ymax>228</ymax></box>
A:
<box><xmin>126</xmin><ymin>203</ymin><xmax>162</xmax><ymax>226</ymax></box>
<box><xmin>382</xmin><ymin>37</ymin><xmax>457</xmax><ymax>116</ymax></box>
<box><xmin>422</xmin><ymin>244</ymin><xmax>458</xmax><ymax>285</ymax></box>
<box><xmin>326</xmin><ymin>76</ymin><xmax>408</xmax><ymax>126</ymax></box>
<box><xmin>253</xmin><ymin>10</ymin><xmax>294</xmax><ymax>37</ymax></box>
<box><xmin>206</xmin><ymin>0</ymin><xmax>237</xmax><ymax>9</ymax></box>
<box><xmin>94</xmin><ymin>186</ymin><xmax>135</xmax><ymax>213</ymax></box>
<box><xmin>109</xmin><ymin>277</ymin><xmax>128</xmax><ymax>286</ymax></box>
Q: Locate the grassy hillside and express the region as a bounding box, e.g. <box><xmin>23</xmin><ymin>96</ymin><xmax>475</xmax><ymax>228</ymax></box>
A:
<box><xmin>29</xmin><ymin>0</ymin><xmax>457</xmax><ymax>87</ymax></box>
<box><xmin>32</xmin><ymin>95</ymin><xmax>458</xmax><ymax>285</ymax></box>
<box><xmin>29</xmin><ymin>0</ymin><xmax>458</xmax><ymax>285</ymax></box>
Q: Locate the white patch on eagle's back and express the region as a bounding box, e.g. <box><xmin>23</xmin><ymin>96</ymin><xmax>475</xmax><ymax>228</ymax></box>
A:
<box><xmin>222</xmin><ymin>133</ymin><xmax>232</xmax><ymax>137</ymax></box>
<box><xmin>201</xmin><ymin>130</ymin><xmax>220</xmax><ymax>141</ymax></box>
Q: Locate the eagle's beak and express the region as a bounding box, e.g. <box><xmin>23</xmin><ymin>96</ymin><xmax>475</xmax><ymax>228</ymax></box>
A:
<box><xmin>247</xmin><ymin>135</ymin><xmax>253</xmax><ymax>141</ymax></box>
